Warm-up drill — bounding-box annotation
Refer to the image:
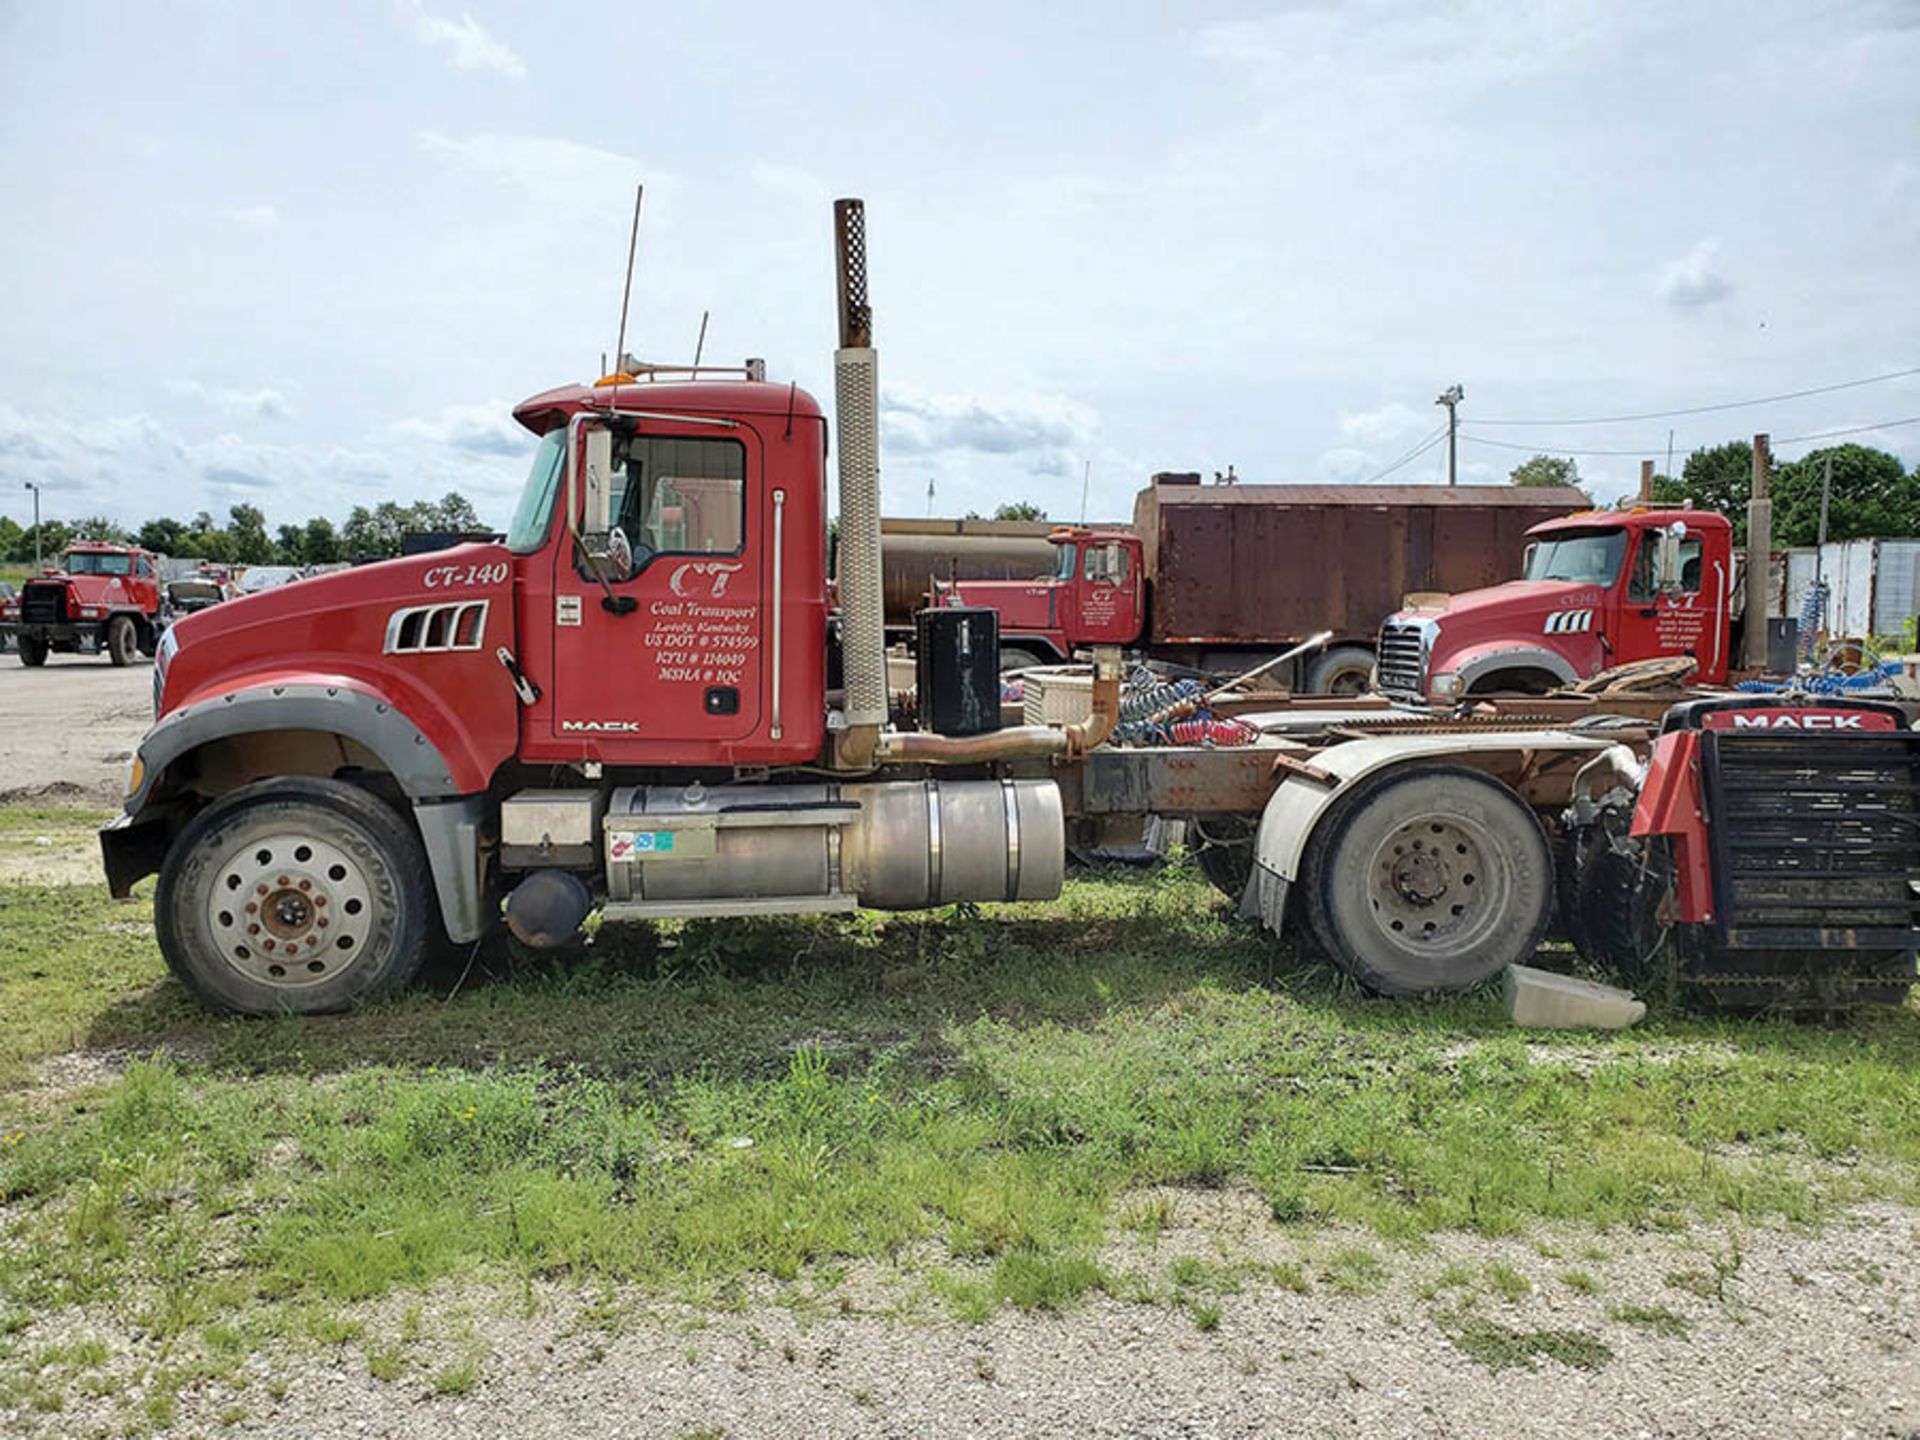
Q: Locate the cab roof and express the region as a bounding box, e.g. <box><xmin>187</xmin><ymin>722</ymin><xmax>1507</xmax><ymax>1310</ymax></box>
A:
<box><xmin>1527</xmin><ymin>507</ymin><xmax>1731</xmax><ymax>537</ymax></box>
<box><xmin>513</xmin><ymin>380</ymin><xmax>825</xmax><ymax>436</ymax></box>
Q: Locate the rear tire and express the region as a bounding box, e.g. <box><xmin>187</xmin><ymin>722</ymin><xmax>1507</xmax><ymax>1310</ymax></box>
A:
<box><xmin>1305</xmin><ymin>645</ymin><xmax>1375</xmax><ymax>696</ymax></box>
<box><xmin>155</xmin><ymin>777</ymin><xmax>433</xmax><ymax>1014</ymax></box>
<box><xmin>17</xmin><ymin>635</ymin><xmax>48</xmax><ymax>667</ymax></box>
<box><xmin>106</xmin><ymin>615</ymin><xmax>137</xmax><ymax>666</ymax></box>
<box><xmin>1300</xmin><ymin>765</ymin><xmax>1552</xmax><ymax>996</ymax></box>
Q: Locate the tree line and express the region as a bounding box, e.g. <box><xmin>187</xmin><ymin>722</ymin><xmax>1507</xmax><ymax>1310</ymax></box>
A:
<box><xmin>1508</xmin><ymin>442</ymin><xmax>1920</xmax><ymax>548</ymax></box>
<box><xmin>0</xmin><ymin>494</ymin><xmax>486</xmax><ymax>567</ymax></box>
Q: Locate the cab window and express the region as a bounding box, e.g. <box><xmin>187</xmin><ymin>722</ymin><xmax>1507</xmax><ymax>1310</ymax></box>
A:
<box><xmin>609</xmin><ymin>436</ymin><xmax>746</xmax><ymax>566</ymax></box>
<box><xmin>1083</xmin><ymin>542</ymin><xmax>1130</xmax><ymax>584</ymax></box>
<box><xmin>1053</xmin><ymin>542</ymin><xmax>1077</xmax><ymax>581</ymax></box>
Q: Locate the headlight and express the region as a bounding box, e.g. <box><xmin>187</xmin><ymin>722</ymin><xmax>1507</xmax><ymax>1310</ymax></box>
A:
<box><xmin>1430</xmin><ymin>671</ymin><xmax>1463</xmax><ymax>699</ymax></box>
<box><xmin>80</xmin><ymin>606</ymin><xmax>103</xmax><ymax>618</ymax></box>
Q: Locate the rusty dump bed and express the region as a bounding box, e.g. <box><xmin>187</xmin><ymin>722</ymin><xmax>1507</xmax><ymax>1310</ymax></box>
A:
<box><xmin>1131</xmin><ymin>481</ymin><xmax>1588</xmax><ymax>646</ymax></box>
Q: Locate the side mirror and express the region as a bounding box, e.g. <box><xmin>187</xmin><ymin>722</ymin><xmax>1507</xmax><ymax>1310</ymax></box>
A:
<box><xmin>580</xmin><ymin>427</ymin><xmax>615</xmax><ymax>561</ymax></box>
<box><xmin>1653</xmin><ymin>523</ymin><xmax>1687</xmax><ymax>595</ymax></box>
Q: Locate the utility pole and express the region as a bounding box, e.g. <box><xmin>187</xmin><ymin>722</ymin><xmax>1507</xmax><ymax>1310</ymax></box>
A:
<box><xmin>22</xmin><ymin>482</ymin><xmax>40</xmax><ymax>569</ymax></box>
<box><xmin>1435</xmin><ymin>384</ymin><xmax>1464</xmax><ymax>486</ymax></box>
<box><xmin>1742</xmin><ymin>433</ymin><xmax>1772</xmax><ymax>670</ymax></box>
<box><xmin>1814</xmin><ymin>452</ymin><xmax>1833</xmax><ymax>589</ymax></box>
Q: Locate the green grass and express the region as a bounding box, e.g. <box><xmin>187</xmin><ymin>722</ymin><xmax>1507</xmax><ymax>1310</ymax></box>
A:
<box><xmin>1609</xmin><ymin>1303</ymin><xmax>1692</xmax><ymax>1338</ymax></box>
<box><xmin>1</xmin><ymin>806</ymin><xmax>1919</xmax><ymax>1421</ymax></box>
<box><xmin>1437</xmin><ymin>1309</ymin><xmax>1614</xmax><ymax>1372</ymax></box>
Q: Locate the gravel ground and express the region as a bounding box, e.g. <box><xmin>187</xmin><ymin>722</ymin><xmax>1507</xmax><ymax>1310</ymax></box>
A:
<box><xmin>0</xmin><ymin>651</ymin><xmax>153</xmax><ymax>804</ymax></box>
<box><xmin>5</xmin><ymin>1192</ymin><xmax>1916</xmax><ymax>1439</ymax></box>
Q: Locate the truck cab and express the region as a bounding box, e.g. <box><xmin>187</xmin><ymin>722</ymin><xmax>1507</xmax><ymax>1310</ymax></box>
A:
<box><xmin>935</xmin><ymin>527</ymin><xmax>1145</xmax><ymax>665</ymax></box>
<box><xmin>1376</xmin><ymin>508</ymin><xmax>1735</xmax><ymax>701</ymax></box>
<box><xmin>1</xmin><ymin>542</ymin><xmax>166</xmax><ymax>666</ymax></box>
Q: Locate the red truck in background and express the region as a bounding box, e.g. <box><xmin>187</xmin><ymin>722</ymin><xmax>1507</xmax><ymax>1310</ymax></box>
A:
<box><xmin>1375</xmin><ymin>507</ymin><xmax>1737</xmax><ymax>701</ymax></box>
<box><xmin>939</xmin><ymin>477</ymin><xmax>1587</xmax><ymax>691</ymax></box>
<box><xmin>2</xmin><ymin>542</ymin><xmax>168</xmax><ymax>666</ymax></box>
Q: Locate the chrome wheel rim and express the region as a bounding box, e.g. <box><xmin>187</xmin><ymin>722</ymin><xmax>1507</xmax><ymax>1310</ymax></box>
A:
<box><xmin>205</xmin><ymin>832</ymin><xmax>377</xmax><ymax>988</ymax></box>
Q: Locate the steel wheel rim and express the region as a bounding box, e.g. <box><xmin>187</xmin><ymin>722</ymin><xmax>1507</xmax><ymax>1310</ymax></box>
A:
<box><xmin>1364</xmin><ymin>811</ymin><xmax>1510</xmax><ymax>957</ymax></box>
<box><xmin>204</xmin><ymin>831</ymin><xmax>377</xmax><ymax>989</ymax></box>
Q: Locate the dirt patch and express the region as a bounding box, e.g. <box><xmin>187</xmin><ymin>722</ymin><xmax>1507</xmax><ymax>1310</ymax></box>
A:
<box><xmin>3</xmin><ymin>1203</ymin><xmax>1914</xmax><ymax>1438</ymax></box>
<box><xmin>0</xmin><ymin>654</ymin><xmax>153</xmax><ymax>802</ymax></box>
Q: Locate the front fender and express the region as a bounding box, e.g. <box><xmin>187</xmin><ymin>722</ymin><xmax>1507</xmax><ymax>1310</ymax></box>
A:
<box><xmin>1443</xmin><ymin>641</ymin><xmax>1583</xmax><ymax>692</ymax></box>
<box><xmin>129</xmin><ymin>677</ymin><xmax>472</xmax><ymax>813</ymax></box>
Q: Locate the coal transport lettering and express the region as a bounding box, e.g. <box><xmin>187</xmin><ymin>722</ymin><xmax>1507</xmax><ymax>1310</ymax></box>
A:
<box><xmin>645</xmin><ymin>600</ymin><xmax>761</xmax><ymax>687</ymax></box>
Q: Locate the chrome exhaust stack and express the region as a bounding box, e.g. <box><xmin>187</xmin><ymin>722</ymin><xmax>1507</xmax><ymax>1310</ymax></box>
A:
<box><xmin>832</xmin><ymin>199</ymin><xmax>888</xmax><ymax>768</ymax></box>
<box><xmin>828</xmin><ymin>198</ymin><xmax>1118</xmax><ymax>768</ymax></box>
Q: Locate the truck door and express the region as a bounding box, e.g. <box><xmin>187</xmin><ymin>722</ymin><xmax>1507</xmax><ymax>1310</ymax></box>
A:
<box><xmin>1069</xmin><ymin>537</ymin><xmax>1143</xmax><ymax>646</ymax></box>
<box><xmin>1611</xmin><ymin>525</ymin><xmax>1718</xmax><ymax>677</ymax></box>
<box><xmin>549</xmin><ymin>423</ymin><xmax>765</xmax><ymax>754</ymax></box>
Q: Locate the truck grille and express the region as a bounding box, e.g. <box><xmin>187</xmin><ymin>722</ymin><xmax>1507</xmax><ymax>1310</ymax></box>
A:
<box><xmin>21</xmin><ymin>583</ymin><xmax>68</xmax><ymax>625</ymax></box>
<box><xmin>1704</xmin><ymin>731</ymin><xmax>1920</xmax><ymax>949</ymax></box>
<box><xmin>1375</xmin><ymin>621</ymin><xmax>1425</xmax><ymax>696</ymax></box>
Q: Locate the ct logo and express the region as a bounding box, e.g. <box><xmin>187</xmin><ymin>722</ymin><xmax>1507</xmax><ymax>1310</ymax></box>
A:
<box><xmin>669</xmin><ymin>561</ymin><xmax>745</xmax><ymax>598</ymax></box>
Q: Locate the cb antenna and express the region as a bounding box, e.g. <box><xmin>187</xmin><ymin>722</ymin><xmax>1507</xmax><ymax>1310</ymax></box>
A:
<box><xmin>611</xmin><ymin>183</ymin><xmax>644</xmax><ymax>378</ymax></box>
<box><xmin>693</xmin><ymin>309</ymin><xmax>710</xmax><ymax>369</ymax></box>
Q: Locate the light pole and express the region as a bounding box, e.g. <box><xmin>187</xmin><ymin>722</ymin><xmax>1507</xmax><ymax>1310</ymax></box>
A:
<box><xmin>22</xmin><ymin>482</ymin><xmax>41</xmax><ymax>569</ymax></box>
<box><xmin>1434</xmin><ymin>385</ymin><xmax>1464</xmax><ymax>487</ymax></box>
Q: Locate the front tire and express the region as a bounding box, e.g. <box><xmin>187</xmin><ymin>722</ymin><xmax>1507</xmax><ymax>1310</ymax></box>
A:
<box><xmin>1299</xmin><ymin>766</ymin><xmax>1552</xmax><ymax>996</ymax></box>
<box><xmin>155</xmin><ymin>777</ymin><xmax>433</xmax><ymax>1014</ymax></box>
<box><xmin>106</xmin><ymin>615</ymin><xmax>137</xmax><ymax>666</ymax></box>
<box><xmin>17</xmin><ymin>635</ymin><xmax>48</xmax><ymax>667</ymax></box>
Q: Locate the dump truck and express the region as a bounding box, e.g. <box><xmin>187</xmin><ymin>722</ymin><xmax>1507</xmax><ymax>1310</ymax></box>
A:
<box><xmin>100</xmin><ymin>198</ymin><xmax>1914</xmax><ymax>1015</ymax></box>
<box><xmin>2</xmin><ymin>542</ymin><xmax>168</xmax><ymax>666</ymax></box>
<box><xmin>939</xmin><ymin>478</ymin><xmax>1587</xmax><ymax>690</ymax></box>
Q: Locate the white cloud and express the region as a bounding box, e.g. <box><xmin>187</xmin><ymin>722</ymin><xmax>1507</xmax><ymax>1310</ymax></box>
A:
<box><xmin>1659</xmin><ymin>240</ymin><xmax>1734</xmax><ymax>309</ymax></box>
<box><xmin>1337</xmin><ymin>401</ymin><xmax>1434</xmax><ymax>448</ymax></box>
<box><xmin>398</xmin><ymin>1</ymin><xmax>525</xmax><ymax>80</ymax></box>
<box><xmin>0</xmin><ymin>401</ymin><xmax>526</xmax><ymax>530</ymax></box>
<box><xmin>220</xmin><ymin>203</ymin><xmax>280</xmax><ymax>231</ymax></box>
<box><xmin>167</xmin><ymin>380</ymin><xmax>293</xmax><ymax>421</ymax></box>
<box><xmin>384</xmin><ymin>401</ymin><xmax>534</xmax><ymax>459</ymax></box>
<box><xmin>881</xmin><ymin>383</ymin><xmax>1095</xmax><ymax>458</ymax></box>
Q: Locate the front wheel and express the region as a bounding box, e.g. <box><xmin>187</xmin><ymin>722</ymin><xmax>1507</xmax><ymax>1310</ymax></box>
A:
<box><xmin>155</xmin><ymin>777</ymin><xmax>433</xmax><ymax>1014</ymax></box>
<box><xmin>1299</xmin><ymin>766</ymin><xmax>1552</xmax><ymax>996</ymax></box>
<box><xmin>17</xmin><ymin>635</ymin><xmax>48</xmax><ymax>667</ymax></box>
<box><xmin>106</xmin><ymin>615</ymin><xmax>137</xmax><ymax>666</ymax></box>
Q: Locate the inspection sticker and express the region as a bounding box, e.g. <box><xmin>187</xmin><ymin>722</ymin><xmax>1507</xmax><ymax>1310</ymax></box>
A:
<box><xmin>608</xmin><ymin>831</ymin><xmax>676</xmax><ymax>862</ymax></box>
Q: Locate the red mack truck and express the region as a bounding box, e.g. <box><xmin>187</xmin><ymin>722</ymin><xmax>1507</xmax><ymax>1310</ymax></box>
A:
<box><xmin>1376</xmin><ymin>507</ymin><xmax>1740</xmax><ymax>701</ymax></box>
<box><xmin>2</xmin><ymin>541</ymin><xmax>169</xmax><ymax>667</ymax></box>
<box><xmin>99</xmin><ymin>200</ymin><xmax>1915</xmax><ymax>1015</ymax></box>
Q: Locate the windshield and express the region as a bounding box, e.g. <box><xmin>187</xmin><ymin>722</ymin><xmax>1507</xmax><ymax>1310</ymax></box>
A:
<box><xmin>64</xmin><ymin>551</ymin><xmax>131</xmax><ymax>576</ymax></box>
<box><xmin>1053</xmin><ymin>541</ymin><xmax>1077</xmax><ymax>581</ymax></box>
<box><xmin>505</xmin><ymin>428</ymin><xmax>567</xmax><ymax>555</ymax></box>
<box><xmin>1522</xmin><ymin>529</ymin><xmax>1627</xmax><ymax>585</ymax></box>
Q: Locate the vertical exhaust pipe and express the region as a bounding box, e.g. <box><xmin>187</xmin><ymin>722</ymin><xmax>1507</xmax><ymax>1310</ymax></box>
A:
<box><xmin>833</xmin><ymin>199</ymin><xmax>887</xmax><ymax>768</ymax></box>
<box><xmin>1742</xmin><ymin>432</ymin><xmax>1772</xmax><ymax>671</ymax></box>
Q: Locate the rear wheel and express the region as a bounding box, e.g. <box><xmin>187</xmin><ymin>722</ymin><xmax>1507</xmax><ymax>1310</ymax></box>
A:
<box><xmin>155</xmin><ymin>777</ymin><xmax>433</xmax><ymax>1014</ymax></box>
<box><xmin>1305</xmin><ymin>645</ymin><xmax>1375</xmax><ymax>696</ymax></box>
<box><xmin>106</xmin><ymin>615</ymin><xmax>137</xmax><ymax>666</ymax></box>
<box><xmin>1191</xmin><ymin>813</ymin><xmax>1258</xmax><ymax>898</ymax></box>
<box><xmin>17</xmin><ymin>635</ymin><xmax>48</xmax><ymax>667</ymax></box>
<box><xmin>1300</xmin><ymin>766</ymin><xmax>1552</xmax><ymax>995</ymax></box>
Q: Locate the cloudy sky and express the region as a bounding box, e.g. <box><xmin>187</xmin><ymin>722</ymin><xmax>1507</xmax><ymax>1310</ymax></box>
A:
<box><xmin>1</xmin><ymin>0</ymin><xmax>1916</xmax><ymax>535</ymax></box>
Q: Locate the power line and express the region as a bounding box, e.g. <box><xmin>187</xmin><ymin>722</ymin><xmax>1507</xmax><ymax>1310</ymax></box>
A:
<box><xmin>1470</xmin><ymin>366</ymin><xmax>1920</xmax><ymax>426</ymax></box>
<box><xmin>1356</xmin><ymin>425</ymin><xmax>1448</xmax><ymax>484</ymax></box>
<box><xmin>1459</xmin><ymin>414</ymin><xmax>1920</xmax><ymax>460</ymax></box>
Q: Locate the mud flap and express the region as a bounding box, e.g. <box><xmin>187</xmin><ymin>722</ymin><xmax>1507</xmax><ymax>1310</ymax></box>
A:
<box><xmin>99</xmin><ymin>813</ymin><xmax>170</xmax><ymax>898</ymax></box>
